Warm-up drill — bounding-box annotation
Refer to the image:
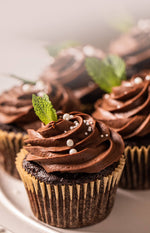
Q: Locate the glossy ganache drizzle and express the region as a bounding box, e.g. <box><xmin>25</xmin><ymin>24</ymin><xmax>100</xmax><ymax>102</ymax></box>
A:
<box><xmin>93</xmin><ymin>72</ymin><xmax>150</xmax><ymax>139</ymax></box>
<box><xmin>24</xmin><ymin>112</ymin><xmax>124</xmax><ymax>173</ymax></box>
<box><xmin>0</xmin><ymin>80</ymin><xmax>80</xmax><ymax>128</ymax></box>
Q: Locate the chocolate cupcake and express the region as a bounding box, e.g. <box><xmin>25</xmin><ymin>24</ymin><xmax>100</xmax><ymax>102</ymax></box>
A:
<box><xmin>0</xmin><ymin>80</ymin><xmax>80</xmax><ymax>178</ymax></box>
<box><xmin>40</xmin><ymin>45</ymin><xmax>105</xmax><ymax>113</ymax></box>
<box><xmin>109</xmin><ymin>19</ymin><xmax>150</xmax><ymax>77</ymax></box>
<box><xmin>93</xmin><ymin>72</ymin><xmax>150</xmax><ymax>189</ymax></box>
<box><xmin>16</xmin><ymin>109</ymin><xmax>125</xmax><ymax>228</ymax></box>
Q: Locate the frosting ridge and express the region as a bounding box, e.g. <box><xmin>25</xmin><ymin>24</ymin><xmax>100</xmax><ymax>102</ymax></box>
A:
<box><xmin>93</xmin><ymin>72</ymin><xmax>150</xmax><ymax>139</ymax></box>
<box><xmin>24</xmin><ymin>112</ymin><xmax>124</xmax><ymax>173</ymax></box>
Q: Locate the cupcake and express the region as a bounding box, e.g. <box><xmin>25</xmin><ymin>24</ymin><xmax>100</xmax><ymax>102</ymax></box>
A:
<box><xmin>109</xmin><ymin>19</ymin><xmax>150</xmax><ymax>77</ymax></box>
<box><xmin>0</xmin><ymin>80</ymin><xmax>80</xmax><ymax>178</ymax></box>
<box><xmin>40</xmin><ymin>45</ymin><xmax>105</xmax><ymax>113</ymax></box>
<box><xmin>93</xmin><ymin>72</ymin><xmax>150</xmax><ymax>189</ymax></box>
<box><xmin>16</xmin><ymin>94</ymin><xmax>125</xmax><ymax>228</ymax></box>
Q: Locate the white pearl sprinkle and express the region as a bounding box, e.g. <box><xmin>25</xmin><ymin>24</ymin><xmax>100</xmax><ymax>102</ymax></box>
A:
<box><xmin>124</xmin><ymin>82</ymin><xmax>132</xmax><ymax>87</ymax></box>
<box><xmin>35</xmin><ymin>80</ymin><xmax>45</xmax><ymax>90</ymax></box>
<box><xmin>84</xmin><ymin>120</ymin><xmax>86</xmax><ymax>123</ymax></box>
<box><xmin>101</xmin><ymin>135</ymin><xmax>104</xmax><ymax>138</ymax></box>
<box><xmin>37</xmin><ymin>91</ymin><xmax>45</xmax><ymax>97</ymax></box>
<box><xmin>104</xmin><ymin>94</ymin><xmax>110</xmax><ymax>99</ymax></box>
<box><xmin>105</xmin><ymin>134</ymin><xmax>109</xmax><ymax>137</ymax></box>
<box><xmin>70</xmin><ymin>115</ymin><xmax>74</xmax><ymax>119</ymax></box>
<box><xmin>74</xmin><ymin>121</ymin><xmax>78</xmax><ymax>125</ymax></box>
<box><xmin>85</xmin><ymin>132</ymin><xmax>88</xmax><ymax>135</ymax></box>
<box><xmin>63</xmin><ymin>113</ymin><xmax>70</xmax><ymax>120</ymax></box>
<box><xmin>22</xmin><ymin>84</ymin><xmax>32</xmax><ymax>92</ymax></box>
<box><xmin>145</xmin><ymin>75</ymin><xmax>150</xmax><ymax>81</ymax></box>
<box><xmin>64</xmin><ymin>131</ymin><xmax>67</xmax><ymax>133</ymax></box>
<box><xmin>86</xmin><ymin>121</ymin><xmax>89</xmax><ymax>126</ymax></box>
<box><xmin>90</xmin><ymin>121</ymin><xmax>93</xmax><ymax>125</ymax></box>
<box><xmin>134</xmin><ymin>77</ymin><xmax>143</xmax><ymax>84</ymax></box>
<box><xmin>70</xmin><ymin>126</ymin><xmax>74</xmax><ymax>130</ymax></box>
<box><xmin>117</xmin><ymin>106</ymin><xmax>121</xmax><ymax>109</ymax></box>
<box><xmin>88</xmin><ymin>126</ymin><xmax>92</xmax><ymax>132</ymax></box>
<box><xmin>69</xmin><ymin>148</ymin><xmax>77</xmax><ymax>154</ymax></box>
<box><xmin>67</xmin><ymin>139</ymin><xmax>74</xmax><ymax>147</ymax></box>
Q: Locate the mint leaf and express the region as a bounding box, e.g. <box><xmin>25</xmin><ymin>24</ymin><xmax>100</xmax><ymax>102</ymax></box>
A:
<box><xmin>46</xmin><ymin>40</ymin><xmax>80</xmax><ymax>57</ymax></box>
<box><xmin>4</xmin><ymin>73</ymin><xmax>36</xmax><ymax>85</ymax></box>
<box><xmin>85</xmin><ymin>55</ymin><xmax>126</xmax><ymax>93</ymax></box>
<box><xmin>32</xmin><ymin>94</ymin><xmax>57</xmax><ymax>125</ymax></box>
<box><xmin>104</xmin><ymin>55</ymin><xmax>126</xmax><ymax>80</ymax></box>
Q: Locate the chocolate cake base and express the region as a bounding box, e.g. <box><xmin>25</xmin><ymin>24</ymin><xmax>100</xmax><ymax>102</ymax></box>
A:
<box><xmin>23</xmin><ymin>158</ymin><xmax>119</xmax><ymax>185</ymax></box>
<box><xmin>16</xmin><ymin>149</ymin><xmax>125</xmax><ymax>228</ymax></box>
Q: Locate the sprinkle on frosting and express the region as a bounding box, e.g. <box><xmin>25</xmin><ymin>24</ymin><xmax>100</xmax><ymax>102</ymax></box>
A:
<box><xmin>134</xmin><ymin>77</ymin><xmax>143</xmax><ymax>84</ymax></box>
<box><xmin>66</xmin><ymin>139</ymin><xmax>74</xmax><ymax>147</ymax></box>
<box><xmin>63</xmin><ymin>113</ymin><xmax>70</xmax><ymax>120</ymax></box>
<box><xmin>24</xmin><ymin>111</ymin><xmax>124</xmax><ymax>173</ymax></box>
<box><xmin>93</xmin><ymin>72</ymin><xmax>150</xmax><ymax>139</ymax></box>
<box><xmin>22</xmin><ymin>84</ymin><xmax>32</xmax><ymax>92</ymax></box>
<box><xmin>145</xmin><ymin>75</ymin><xmax>150</xmax><ymax>81</ymax></box>
<box><xmin>69</xmin><ymin>148</ymin><xmax>77</xmax><ymax>154</ymax></box>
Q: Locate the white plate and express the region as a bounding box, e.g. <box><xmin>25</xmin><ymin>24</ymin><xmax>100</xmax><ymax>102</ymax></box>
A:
<box><xmin>0</xmin><ymin>169</ymin><xmax>150</xmax><ymax>233</ymax></box>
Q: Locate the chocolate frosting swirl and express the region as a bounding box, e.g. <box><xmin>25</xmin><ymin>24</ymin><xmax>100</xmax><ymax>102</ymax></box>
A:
<box><xmin>93</xmin><ymin>72</ymin><xmax>150</xmax><ymax>139</ymax></box>
<box><xmin>109</xmin><ymin>19</ymin><xmax>150</xmax><ymax>75</ymax></box>
<box><xmin>0</xmin><ymin>80</ymin><xmax>80</xmax><ymax>129</ymax></box>
<box><xmin>24</xmin><ymin>112</ymin><xmax>124</xmax><ymax>173</ymax></box>
<box><xmin>40</xmin><ymin>45</ymin><xmax>105</xmax><ymax>104</ymax></box>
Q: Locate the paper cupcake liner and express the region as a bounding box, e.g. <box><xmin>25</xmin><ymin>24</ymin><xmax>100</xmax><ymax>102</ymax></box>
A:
<box><xmin>16</xmin><ymin>149</ymin><xmax>125</xmax><ymax>228</ymax></box>
<box><xmin>119</xmin><ymin>145</ymin><xmax>150</xmax><ymax>190</ymax></box>
<box><xmin>0</xmin><ymin>129</ymin><xmax>26</xmax><ymax>179</ymax></box>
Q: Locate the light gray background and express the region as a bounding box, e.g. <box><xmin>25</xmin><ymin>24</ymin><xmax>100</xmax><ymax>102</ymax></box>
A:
<box><xmin>0</xmin><ymin>0</ymin><xmax>150</xmax><ymax>47</ymax></box>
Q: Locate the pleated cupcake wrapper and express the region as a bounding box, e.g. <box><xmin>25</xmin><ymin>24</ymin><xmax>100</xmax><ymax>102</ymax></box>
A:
<box><xmin>16</xmin><ymin>149</ymin><xmax>125</xmax><ymax>228</ymax></box>
<box><xmin>119</xmin><ymin>145</ymin><xmax>150</xmax><ymax>190</ymax></box>
<box><xmin>0</xmin><ymin>129</ymin><xmax>26</xmax><ymax>179</ymax></box>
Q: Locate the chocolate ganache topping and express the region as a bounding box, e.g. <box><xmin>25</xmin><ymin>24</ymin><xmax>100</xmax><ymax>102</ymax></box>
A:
<box><xmin>93</xmin><ymin>72</ymin><xmax>150</xmax><ymax>139</ymax></box>
<box><xmin>24</xmin><ymin>112</ymin><xmax>124</xmax><ymax>173</ymax></box>
<box><xmin>0</xmin><ymin>80</ymin><xmax>80</xmax><ymax>129</ymax></box>
<box><xmin>40</xmin><ymin>45</ymin><xmax>105</xmax><ymax>104</ymax></box>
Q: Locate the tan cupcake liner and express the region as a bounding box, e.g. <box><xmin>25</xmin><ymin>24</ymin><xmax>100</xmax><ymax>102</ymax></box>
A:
<box><xmin>16</xmin><ymin>149</ymin><xmax>125</xmax><ymax>228</ymax></box>
<box><xmin>0</xmin><ymin>129</ymin><xmax>26</xmax><ymax>179</ymax></box>
<box><xmin>119</xmin><ymin>145</ymin><xmax>150</xmax><ymax>190</ymax></box>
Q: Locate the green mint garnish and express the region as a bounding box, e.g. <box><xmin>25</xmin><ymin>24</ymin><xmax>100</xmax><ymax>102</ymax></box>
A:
<box><xmin>32</xmin><ymin>94</ymin><xmax>57</xmax><ymax>125</ymax></box>
<box><xmin>5</xmin><ymin>73</ymin><xmax>36</xmax><ymax>85</ymax></box>
<box><xmin>85</xmin><ymin>55</ymin><xmax>126</xmax><ymax>93</ymax></box>
<box><xmin>46</xmin><ymin>40</ymin><xmax>80</xmax><ymax>57</ymax></box>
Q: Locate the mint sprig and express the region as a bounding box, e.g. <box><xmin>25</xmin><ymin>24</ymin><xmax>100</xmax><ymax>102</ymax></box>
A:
<box><xmin>3</xmin><ymin>73</ymin><xmax>36</xmax><ymax>85</ymax></box>
<box><xmin>85</xmin><ymin>55</ymin><xmax>126</xmax><ymax>93</ymax></box>
<box><xmin>46</xmin><ymin>40</ymin><xmax>80</xmax><ymax>57</ymax></box>
<box><xmin>32</xmin><ymin>94</ymin><xmax>57</xmax><ymax>125</ymax></box>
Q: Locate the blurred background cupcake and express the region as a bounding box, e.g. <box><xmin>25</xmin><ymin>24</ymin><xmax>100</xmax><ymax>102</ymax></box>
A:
<box><xmin>93</xmin><ymin>71</ymin><xmax>150</xmax><ymax>189</ymax></box>
<box><xmin>40</xmin><ymin>45</ymin><xmax>105</xmax><ymax>113</ymax></box>
<box><xmin>109</xmin><ymin>19</ymin><xmax>150</xmax><ymax>77</ymax></box>
<box><xmin>0</xmin><ymin>78</ymin><xmax>80</xmax><ymax>178</ymax></box>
